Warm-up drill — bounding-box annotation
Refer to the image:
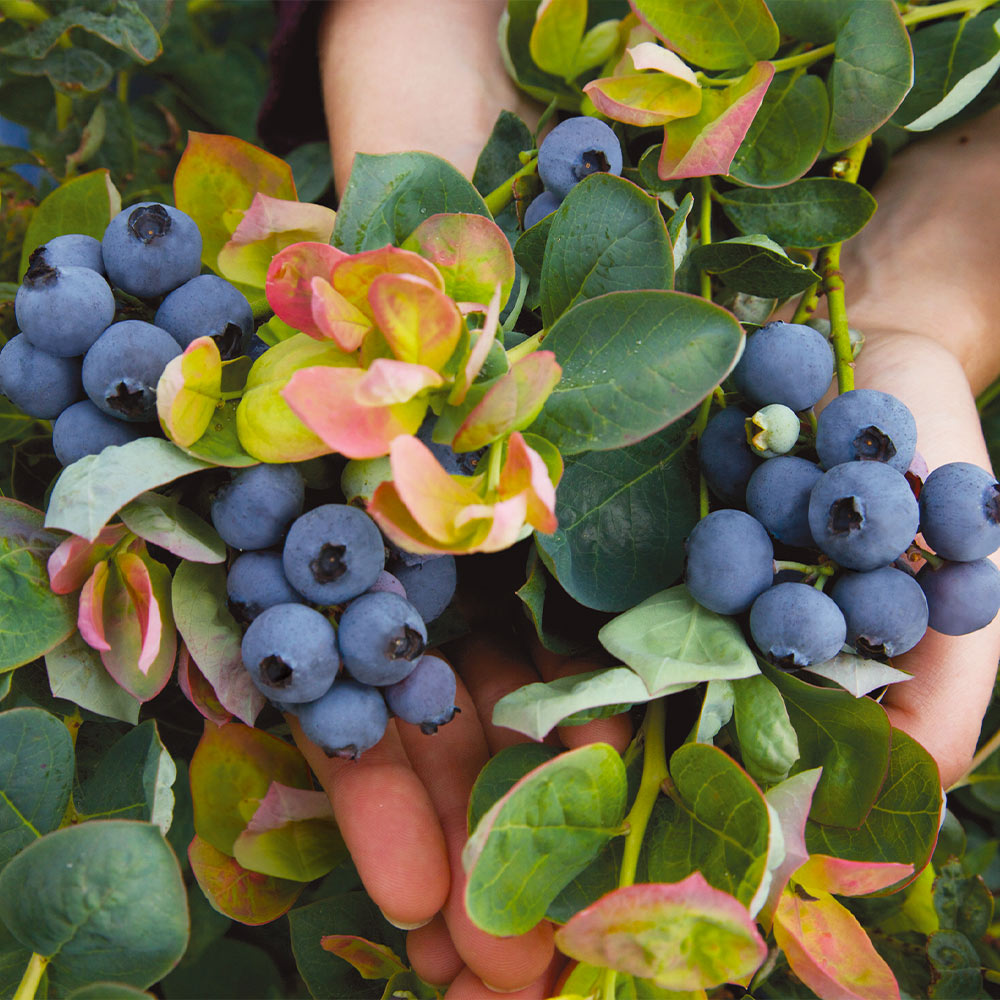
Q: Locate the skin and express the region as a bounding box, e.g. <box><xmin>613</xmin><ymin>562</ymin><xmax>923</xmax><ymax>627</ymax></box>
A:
<box><xmin>311</xmin><ymin>5</ymin><xmax>1000</xmax><ymax>992</ymax></box>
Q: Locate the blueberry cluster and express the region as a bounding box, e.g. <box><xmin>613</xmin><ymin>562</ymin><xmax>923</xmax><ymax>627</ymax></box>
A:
<box><xmin>213</xmin><ymin>463</ymin><xmax>460</xmax><ymax>758</ymax></box>
<box><xmin>688</xmin><ymin>320</ymin><xmax>1000</xmax><ymax>669</ymax></box>
<box><xmin>0</xmin><ymin>203</ymin><xmax>254</xmax><ymax>466</ymax></box>
<box><xmin>523</xmin><ymin>117</ymin><xmax>624</xmax><ymax>228</ymax></box>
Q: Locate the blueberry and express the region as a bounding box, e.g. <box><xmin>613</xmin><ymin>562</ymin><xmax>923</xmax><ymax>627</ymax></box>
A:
<box><xmin>749</xmin><ymin>582</ymin><xmax>847</xmax><ymax>669</ymax></box>
<box><xmin>282</xmin><ymin>504</ymin><xmax>385</xmax><ymax>605</ymax></box>
<box><xmin>245</xmin><ymin>334</ymin><xmax>270</xmax><ymax>361</ymax></box>
<box><xmin>919</xmin><ymin>462</ymin><xmax>1000</xmax><ymax>562</ymax></box>
<box><xmin>917</xmin><ymin>558</ymin><xmax>1000</xmax><ymax>636</ymax></box>
<box><xmin>697</xmin><ymin>406</ymin><xmax>760</xmax><ymax>506</ymax></box>
<box><xmin>15</xmin><ymin>260</ymin><xmax>115</xmax><ymax>357</ymax></box>
<box><xmin>523</xmin><ymin>190</ymin><xmax>561</xmax><ymax>228</ymax></box>
<box><xmin>241</xmin><ymin>602</ymin><xmax>339</xmax><ymax>703</ymax></box>
<box><xmin>227</xmin><ymin>550</ymin><xmax>304</xmax><ymax>624</ymax></box>
<box><xmin>102</xmin><ymin>202</ymin><xmax>202</xmax><ymax>298</ymax></box>
<box><xmin>537</xmin><ymin>117</ymin><xmax>623</xmax><ymax>200</ymax></box>
<box><xmin>29</xmin><ymin>234</ymin><xmax>105</xmax><ymax>275</ymax></box>
<box><xmin>830</xmin><ymin>566</ymin><xmax>928</xmax><ymax>659</ymax></box>
<box><xmin>366</xmin><ymin>570</ymin><xmax>408</xmax><ymax>599</ymax></box>
<box><xmin>746</xmin><ymin>404</ymin><xmax>800</xmax><ymax>458</ymax></box>
<box><xmin>51</xmin><ymin>400</ymin><xmax>152</xmax><ymax>465</ymax></box>
<box><xmin>731</xmin><ymin>321</ymin><xmax>835</xmax><ymax>412</ymax></box>
<box><xmin>383</xmin><ymin>653</ymin><xmax>458</xmax><ymax>733</ymax></box>
<box><xmin>154</xmin><ymin>274</ymin><xmax>254</xmax><ymax>360</ymax></box>
<box><xmin>807</xmin><ymin>462</ymin><xmax>919</xmax><ymax>571</ymax></box>
<box><xmin>416</xmin><ymin>415</ymin><xmax>483</xmax><ymax>475</ymax></box>
<box><xmin>391</xmin><ymin>556</ymin><xmax>456</xmax><ymax>623</ymax></box>
<box><xmin>814</xmin><ymin>389</ymin><xmax>917</xmax><ymax>473</ymax></box>
<box><xmin>337</xmin><ymin>591</ymin><xmax>427</xmax><ymax>686</ymax></box>
<box><xmin>82</xmin><ymin>320</ymin><xmax>182</xmax><ymax>422</ymax></box>
<box><xmin>0</xmin><ymin>334</ymin><xmax>82</xmax><ymax>418</ymax></box>
<box><xmin>211</xmin><ymin>463</ymin><xmax>305</xmax><ymax>551</ymax></box>
<box><xmin>293</xmin><ymin>679</ymin><xmax>389</xmax><ymax>759</ymax></box>
<box><xmin>685</xmin><ymin>509</ymin><xmax>774</xmax><ymax>615</ymax></box>
<box><xmin>745</xmin><ymin>455</ymin><xmax>823</xmax><ymax>549</ymax></box>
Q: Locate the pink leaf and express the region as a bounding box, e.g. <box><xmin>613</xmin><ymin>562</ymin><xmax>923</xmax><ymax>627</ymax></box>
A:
<box><xmin>310</xmin><ymin>276</ymin><xmax>372</xmax><ymax>351</ymax></box>
<box><xmin>177</xmin><ymin>642</ymin><xmax>232</xmax><ymax>726</ymax></box>
<box><xmin>331</xmin><ymin>245</ymin><xmax>445</xmax><ymax>320</ymax></box>
<box><xmin>116</xmin><ymin>550</ymin><xmax>162</xmax><ymax>675</ymax></box>
<box><xmin>48</xmin><ymin>524</ymin><xmax>130</xmax><ymax>595</ymax></box>
<box><xmin>795</xmin><ymin>855</ymin><xmax>914</xmax><ymax>899</ymax></box>
<box><xmin>368</xmin><ymin>481</ymin><xmax>463</xmax><ymax>555</ymax></box>
<box><xmin>320</xmin><ymin>936</ymin><xmax>407</xmax><ymax>980</ymax></box>
<box><xmin>355</xmin><ymin>359</ymin><xmax>444</xmax><ymax>406</ymax></box>
<box><xmin>266</xmin><ymin>242</ymin><xmax>348</xmax><ymax>336</ymax></box>
<box><xmin>451</xmin><ymin>282</ymin><xmax>502</xmax><ymax>406</ymax></box>
<box><xmin>462</xmin><ymin>493</ymin><xmax>531</xmax><ymax>552</ymax></box>
<box><xmin>242</xmin><ymin>782</ymin><xmax>335</xmax><ymax>832</ymax></box>
<box><xmin>224</xmin><ymin>192</ymin><xmax>335</xmax><ymax>247</ymax></box>
<box><xmin>498</xmin><ymin>432</ymin><xmax>558</xmax><ymax>534</ymax></box>
<box><xmin>77</xmin><ymin>560</ymin><xmax>111</xmax><ymax>652</ymax></box>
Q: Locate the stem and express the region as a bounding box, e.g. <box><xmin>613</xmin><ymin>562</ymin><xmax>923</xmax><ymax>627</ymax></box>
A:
<box><xmin>689</xmin><ymin>392</ymin><xmax>715</xmax><ymax>440</ymax></box>
<box><xmin>699</xmin><ymin>176</ymin><xmax>713</xmax><ymax>301</ymax></box>
<box><xmin>977</xmin><ymin>375</ymin><xmax>1000</xmax><ymax>412</ymax></box>
<box><xmin>604</xmin><ymin>698</ymin><xmax>669</xmax><ymax>1000</ymax></box>
<box><xmin>791</xmin><ymin>283</ymin><xmax>820</xmax><ymax>325</ymax></box>
<box><xmin>486</xmin><ymin>439</ymin><xmax>504</xmax><ymax>493</ymax></box>
<box><xmin>483</xmin><ymin>156</ymin><xmax>539</xmax><ymax>218</ymax></box>
<box><xmin>902</xmin><ymin>0</ymin><xmax>996</xmax><ymax>28</ymax></box>
<box><xmin>13</xmin><ymin>954</ymin><xmax>47</xmax><ymax>1000</ymax></box>
<box><xmin>949</xmin><ymin>725</ymin><xmax>1000</xmax><ymax>790</ymax></box>
<box><xmin>505</xmin><ymin>329</ymin><xmax>544</xmax><ymax>364</ymax></box>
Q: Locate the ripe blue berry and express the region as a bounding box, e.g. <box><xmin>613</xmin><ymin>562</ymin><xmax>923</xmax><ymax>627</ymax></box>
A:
<box><xmin>51</xmin><ymin>400</ymin><xmax>151</xmax><ymax>466</ymax></box>
<box><xmin>337</xmin><ymin>591</ymin><xmax>427</xmax><ymax>686</ymax></box>
<box><xmin>697</xmin><ymin>406</ymin><xmax>760</xmax><ymax>506</ymax></box>
<box><xmin>294</xmin><ymin>679</ymin><xmax>389</xmax><ymax>759</ymax></box>
<box><xmin>0</xmin><ymin>334</ymin><xmax>81</xmax><ymax>418</ymax></box>
<box><xmin>227</xmin><ymin>550</ymin><xmax>303</xmax><ymax>623</ymax></box>
<box><xmin>537</xmin><ymin>117</ymin><xmax>623</xmax><ymax>200</ymax></box>
<box><xmin>745</xmin><ymin>456</ymin><xmax>822</xmax><ymax>549</ymax></box>
<box><xmin>918</xmin><ymin>462</ymin><xmax>1000</xmax><ymax>562</ymax></box>
<box><xmin>524</xmin><ymin>190</ymin><xmax>561</xmax><ymax>228</ymax></box>
<box><xmin>211</xmin><ymin>463</ymin><xmax>305</xmax><ymax>551</ymax></box>
<box><xmin>383</xmin><ymin>653</ymin><xmax>458</xmax><ymax>733</ymax></box>
<box><xmin>392</xmin><ymin>555</ymin><xmax>456</xmax><ymax>623</ymax></box>
<box><xmin>30</xmin><ymin>234</ymin><xmax>105</xmax><ymax>275</ymax></box>
<box><xmin>830</xmin><ymin>566</ymin><xmax>928</xmax><ymax>659</ymax></box>
<box><xmin>154</xmin><ymin>274</ymin><xmax>254</xmax><ymax>359</ymax></box>
<box><xmin>917</xmin><ymin>558</ymin><xmax>1000</xmax><ymax>636</ymax></box>
<box><xmin>749</xmin><ymin>582</ymin><xmax>847</xmax><ymax>669</ymax></box>
<box><xmin>815</xmin><ymin>389</ymin><xmax>917</xmax><ymax>473</ymax></box>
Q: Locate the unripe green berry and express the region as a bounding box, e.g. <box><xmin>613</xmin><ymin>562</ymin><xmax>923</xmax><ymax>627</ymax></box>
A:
<box><xmin>747</xmin><ymin>404</ymin><xmax>801</xmax><ymax>458</ymax></box>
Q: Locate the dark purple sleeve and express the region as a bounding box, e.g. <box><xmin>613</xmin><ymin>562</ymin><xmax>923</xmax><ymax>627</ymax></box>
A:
<box><xmin>257</xmin><ymin>0</ymin><xmax>329</xmax><ymax>155</ymax></box>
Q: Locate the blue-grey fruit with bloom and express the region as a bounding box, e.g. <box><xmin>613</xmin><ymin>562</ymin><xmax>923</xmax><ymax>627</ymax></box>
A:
<box><xmin>338</xmin><ymin>591</ymin><xmax>427</xmax><ymax>686</ymax></box>
<box><xmin>384</xmin><ymin>653</ymin><xmax>458</xmax><ymax>733</ymax></box>
<box><xmin>211</xmin><ymin>462</ymin><xmax>305</xmax><ymax>551</ymax></box>
<box><xmin>537</xmin><ymin>117</ymin><xmax>623</xmax><ymax>199</ymax></box>
<box><xmin>815</xmin><ymin>388</ymin><xmax>917</xmax><ymax>473</ymax></box>
<box><xmin>0</xmin><ymin>334</ymin><xmax>82</xmax><ymax>418</ymax></box>
<box><xmin>154</xmin><ymin>273</ymin><xmax>254</xmax><ymax>359</ymax></box>
<box><xmin>750</xmin><ymin>582</ymin><xmax>847</xmax><ymax>669</ymax></box>
<box><xmin>918</xmin><ymin>461</ymin><xmax>1000</xmax><ymax>562</ymax></box>
<box><xmin>52</xmin><ymin>400</ymin><xmax>151</xmax><ymax>465</ymax></box>
<box><xmin>294</xmin><ymin>679</ymin><xmax>389</xmax><ymax>759</ymax></box>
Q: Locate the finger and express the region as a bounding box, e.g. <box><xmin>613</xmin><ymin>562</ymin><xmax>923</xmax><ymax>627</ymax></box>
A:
<box><xmin>444</xmin><ymin>952</ymin><xmax>564</xmax><ymax>999</ymax></box>
<box><xmin>396</xmin><ymin>676</ymin><xmax>556</xmax><ymax>990</ymax></box>
<box><xmin>287</xmin><ymin>714</ymin><xmax>450</xmax><ymax>926</ymax></box>
<box><xmin>406</xmin><ymin>914</ymin><xmax>463</xmax><ymax>988</ymax></box>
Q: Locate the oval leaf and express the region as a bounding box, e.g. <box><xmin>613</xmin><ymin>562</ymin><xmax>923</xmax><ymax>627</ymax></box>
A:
<box><xmin>118</xmin><ymin>491</ymin><xmax>226</xmax><ymax>564</ymax></box>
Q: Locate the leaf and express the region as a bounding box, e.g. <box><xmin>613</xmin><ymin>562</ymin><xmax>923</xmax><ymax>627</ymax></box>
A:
<box><xmin>179</xmin><ymin>400</ymin><xmax>259</xmax><ymax>468</ymax></box>
<box><xmin>156</xmin><ymin>337</ymin><xmax>223</xmax><ymax>449</ymax></box>
<box><xmin>0</xmin><ymin>707</ymin><xmax>74</xmax><ymax>868</ymax></box>
<box><xmin>44</xmin><ymin>633</ymin><xmax>141</xmax><ymax>725</ymax></box>
<box><xmin>765</xmin><ymin>663</ymin><xmax>891</xmax><ymax>828</ymax></box>
<box><xmin>45</xmin><ymin>439</ymin><xmax>212</xmax><ymax>542</ymax></box>
<box><xmin>188</xmin><ymin>720</ymin><xmax>312</xmax><ymax>857</ymax></box>
<box><xmin>717</xmin><ymin>179</ymin><xmax>876</xmax><ymax>249</ymax></box>
<box><xmin>598</xmin><ymin>585</ymin><xmax>759</xmax><ymax>694</ymax></box>
<box><xmin>467</xmin><ymin>743</ymin><xmax>561</xmax><ymax>832</ymax></box>
<box><xmin>728</xmin><ymin>72</ymin><xmax>830</xmax><ymax>187</ymax></box>
<box><xmin>463</xmin><ymin>744</ymin><xmax>628</xmax><ymax>935</ymax></box>
<box><xmin>690</xmin><ymin>234</ymin><xmax>820</xmax><ymax>297</ymax></box>
<box><xmin>515</xmin><ymin>546</ymin><xmax>592</xmax><ymax>656</ymax></box>
<box><xmin>118</xmin><ymin>491</ymin><xmax>225</xmax><ymax>564</ymax></box>
<box><xmin>535</xmin><ymin>427</ymin><xmax>698</xmax><ymax>611</ymax></box>
<box><xmin>732</xmin><ymin>673</ymin><xmax>799</xmax><ymax>785</ymax></box>
<box><xmin>18</xmin><ymin>169</ymin><xmax>121</xmax><ymax>279</ymax></box>
<box><xmin>692</xmin><ymin>679</ymin><xmax>735</xmax><ymax>743</ymax></box>
<box><xmin>927</xmin><ymin>929</ymin><xmax>983</xmax><ymax>998</ymax></box>
<box><xmin>0</xmin><ymin>821</ymin><xmax>188</xmax><ymax>992</ymax></box>
<box><xmin>803</xmin><ymin>651</ymin><xmax>912</xmax><ymax>698</ymax></box>
<box><xmin>492</xmin><ymin>666</ymin><xmax>652</xmax><ymax>741</ymax></box>
<box><xmin>530</xmin><ymin>290</ymin><xmax>744</xmax><ymax>454</ymax></box>
<box><xmin>188</xmin><ymin>834</ymin><xmax>302</xmax><ymax>926</ymax></box>
<box><xmin>0</xmin><ymin>500</ymin><xmax>76</xmax><ymax>670</ymax></box>
<box><xmin>933</xmin><ymin>860</ymin><xmax>994</xmax><ymax>940</ymax></box>
<box><xmin>320</xmin><ymin>936</ymin><xmax>407</xmax><ymax>981</ymax></box>
<box><xmin>74</xmin><ymin>720</ymin><xmax>175</xmax><ymax>834</ymax></box>
<box><xmin>332</xmin><ymin>152</ymin><xmax>490</xmax><ymax>253</ymax></box>
<box><xmin>175</xmin><ymin>643</ymin><xmax>231</xmax><ymax>727</ymax></box>
<box><xmin>826</xmin><ymin>1</ymin><xmax>913</xmax><ymax>152</ymax></box>
<box><xmin>529</xmin><ymin>0</ymin><xmax>586</xmax><ymax>78</ymax></box>
<box><xmin>635</xmin><ymin>0</ymin><xmax>778</xmax><ymax>70</ymax></box>
<box><xmin>647</xmin><ymin>742</ymin><xmax>771</xmax><ymax>908</ymax></box>
<box><xmin>540</xmin><ymin>173</ymin><xmax>673</xmax><ymax>328</ymax></box>
<box><xmin>47</xmin><ymin>524</ymin><xmax>130</xmax><ymax>596</ymax></box>
<box><xmin>554</xmin><ymin>874</ymin><xmax>768</xmax><ymax>990</ymax></box>
<box><xmin>765</xmin><ymin>0</ymin><xmax>859</xmax><ymax>44</ymax></box>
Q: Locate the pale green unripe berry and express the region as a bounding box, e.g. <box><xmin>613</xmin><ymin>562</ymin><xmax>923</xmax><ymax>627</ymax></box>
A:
<box><xmin>341</xmin><ymin>455</ymin><xmax>393</xmax><ymax>506</ymax></box>
<box><xmin>747</xmin><ymin>404</ymin><xmax>800</xmax><ymax>458</ymax></box>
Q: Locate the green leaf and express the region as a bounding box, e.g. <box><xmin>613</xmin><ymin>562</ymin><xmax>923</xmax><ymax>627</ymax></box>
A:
<box><xmin>728</xmin><ymin>72</ymin><xmax>830</xmax><ymax>187</ymax></box>
<box><xmin>118</xmin><ymin>492</ymin><xmax>226</xmax><ymax>564</ymax></box>
<box><xmin>492</xmin><ymin>667</ymin><xmax>652</xmax><ymax>741</ymax></box>
<box><xmin>598</xmin><ymin>585</ymin><xmax>760</xmax><ymax>695</ymax></box>
<box><xmin>467</xmin><ymin>743</ymin><xmax>561</xmax><ymax>832</ymax></box>
<box><xmin>18</xmin><ymin>169</ymin><xmax>121</xmax><ymax>279</ymax></box>
<box><xmin>826</xmin><ymin>1</ymin><xmax>913</xmax><ymax>153</ymax></box>
<box><xmin>65</xmin><ymin>983</ymin><xmax>152</xmax><ymax>999</ymax></box>
<box><xmin>647</xmin><ymin>742</ymin><xmax>770</xmax><ymax>908</ymax></box>
<box><xmin>515</xmin><ymin>545</ymin><xmax>592</xmax><ymax>655</ymax></box>
<box><xmin>500</xmin><ymin>0</ymin><xmax>581</xmax><ymax>103</ymax></box>
<box><xmin>802</xmin><ymin>651</ymin><xmax>911</xmax><ymax>698</ymax></box>
<box><xmin>689</xmin><ymin>234</ymin><xmax>820</xmax><ymax>297</ymax></box>
<box><xmin>933</xmin><ymin>860</ymin><xmax>993</xmax><ymax>940</ymax></box>
<box><xmin>529</xmin><ymin>0</ymin><xmax>586</xmax><ymax>79</ymax></box>
<box><xmin>765</xmin><ymin>0</ymin><xmax>858</xmax><ymax>44</ymax></box>
<box><xmin>692</xmin><ymin>679</ymin><xmax>735</xmax><ymax>743</ymax></box>
<box><xmin>731</xmin><ymin>673</ymin><xmax>799</xmax><ymax>785</ymax></box>
<box><xmin>716</xmin><ymin>178</ymin><xmax>875</xmax><ymax>249</ymax></box>
<box><xmin>332</xmin><ymin>152</ymin><xmax>491</xmax><ymax>253</ymax></box>
<box><xmin>0</xmin><ymin>821</ymin><xmax>188</xmax><ymax>992</ymax></box>
<box><xmin>535</xmin><ymin>425</ymin><xmax>697</xmax><ymax>611</ymax></box>
<box><xmin>286</xmin><ymin>141</ymin><xmax>334</xmax><ymax>203</ymax></box>
<box><xmin>766</xmin><ymin>663</ymin><xmax>891</xmax><ymax>828</ymax></box>
<box><xmin>0</xmin><ymin>707</ymin><xmax>74</xmax><ymax>868</ymax></box>
<box><xmin>530</xmin><ymin>290</ymin><xmax>744</xmax><ymax>454</ymax></box>
<box><xmin>540</xmin><ymin>173</ymin><xmax>673</xmax><ymax>327</ymax></box>
<box><xmin>178</xmin><ymin>400</ymin><xmax>258</xmax><ymax>468</ymax></box>
<box><xmin>74</xmin><ymin>720</ymin><xmax>175</xmax><ymax>834</ymax></box>
<box><xmin>158</xmin><ymin>937</ymin><xmax>282</xmax><ymax>1000</ymax></box>
<box><xmin>634</xmin><ymin>0</ymin><xmax>778</xmax><ymax>70</ymax></box>
<box><xmin>547</xmin><ymin>838</ymin><xmax>624</xmax><ymax>925</ymax></box>
<box><xmin>463</xmin><ymin>744</ymin><xmax>627</xmax><ymax>935</ymax></box>
<box><xmin>806</xmin><ymin>728</ymin><xmax>942</xmax><ymax>879</ymax></box>
<box><xmin>0</xmin><ymin>500</ymin><xmax>76</xmax><ymax>670</ymax></box>
<box><xmin>45</xmin><ymin>439</ymin><xmax>212</xmax><ymax>542</ymax></box>
<box><xmin>9</xmin><ymin>47</ymin><xmax>114</xmax><ymax>97</ymax></box>
<box><xmin>927</xmin><ymin>929</ymin><xmax>982</xmax><ymax>999</ymax></box>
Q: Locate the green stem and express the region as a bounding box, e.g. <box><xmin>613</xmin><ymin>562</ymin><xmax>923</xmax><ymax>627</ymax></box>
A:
<box><xmin>13</xmin><ymin>954</ymin><xmax>47</xmax><ymax>1000</ymax></box>
<box><xmin>791</xmin><ymin>283</ymin><xmax>820</xmax><ymax>325</ymax></box>
<box><xmin>902</xmin><ymin>0</ymin><xmax>996</xmax><ymax>28</ymax></box>
<box><xmin>505</xmin><ymin>329</ymin><xmax>544</xmax><ymax>364</ymax></box>
<box><xmin>604</xmin><ymin>698</ymin><xmax>669</xmax><ymax>1000</ymax></box>
<box><xmin>486</xmin><ymin>439</ymin><xmax>504</xmax><ymax>493</ymax></box>
<box><xmin>699</xmin><ymin>176</ymin><xmax>713</xmax><ymax>301</ymax></box>
<box><xmin>483</xmin><ymin>156</ymin><xmax>539</xmax><ymax>217</ymax></box>
<box><xmin>977</xmin><ymin>375</ymin><xmax>1000</xmax><ymax>412</ymax></box>
<box><xmin>949</xmin><ymin>725</ymin><xmax>1000</xmax><ymax>790</ymax></box>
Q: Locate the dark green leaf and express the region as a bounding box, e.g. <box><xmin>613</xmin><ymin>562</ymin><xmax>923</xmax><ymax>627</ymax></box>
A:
<box><xmin>160</xmin><ymin>937</ymin><xmax>282</xmax><ymax>1000</ymax></box>
<box><xmin>286</xmin><ymin>142</ymin><xmax>333</xmax><ymax>204</ymax></box>
<box><xmin>513</xmin><ymin>211</ymin><xmax>553</xmax><ymax>312</ymax></box>
<box><xmin>500</xmin><ymin>0</ymin><xmax>580</xmax><ymax>103</ymax></box>
<box><xmin>0</xmin><ymin>821</ymin><xmax>188</xmax><ymax>992</ymax></box>
<box><xmin>731</xmin><ymin>673</ymin><xmax>799</xmax><ymax>784</ymax></box>
<box><xmin>0</xmin><ymin>919</ymin><xmax>47</xmax><ymax>1000</ymax></box>
<box><xmin>467</xmin><ymin>743</ymin><xmax>560</xmax><ymax>831</ymax></box>
<box><xmin>473</xmin><ymin>110</ymin><xmax>534</xmax><ymax>245</ymax></box>
<box><xmin>717</xmin><ymin>178</ymin><xmax>875</xmax><ymax>248</ymax></box>
<box><xmin>8</xmin><ymin>49</ymin><xmax>113</xmax><ymax>96</ymax></box>
<box><xmin>67</xmin><ymin>984</ymin><xmax>152</xmax><ymax>999</ymax></box>
<box><xmin>515</xmin><ymin>545</ymin><xmax>592</xmax><ymax>655</ymax></box>
<box><xmin>540</xmin><ymin>173</ymin><xmax>672</xmax><ymax>326</ymax></box>
<box><xmin>332</xmin><ymin>152</ymin><xmax>490</xmax><ymax>253</ymax></box>
<box><xmin>0</xmin><ymin>500</ymin><xmax>76</xmax><ymax>670</ymax></box>
<box><xmin>0</xmin><ymin>707</ymin><xmax>74</xmax><ymax>868</ymax></box>
<box><xmin>535</xmin><ymin>427</ymin><xmax>698</xmax><ymax>611</ymax></box>
<box><xmin>689</xmin><ymin>234</ymin><xmax>821</xmax><ymax>297</ymax></box>
<box><xmin>547</xmin><ymin>838</ymin><xmax>623</xmax><ymax>925</ymax></box>
<box><xmin>118</xmin><ymin>491</ymin><xmax>226</xmax><ymax>563</ymax></box>
<box><xmin>765</xmin><ymin>0</ymin><xmax>859</xmax><ymax>44</ymax></box>
<box><xmin>927</xmin><ymin>929</ymin><xmax>982</xmax><ymax>999</ymax></box>
<box><xmin>729</xmin><ymin>73</ymin><xmax>830</xmax><ymax>187</ymax></box>
<box><xmin>530</xmin><ymin>290</ymin><xmax>744</xmax><ymax>454</ymax></box>
<box><xmin>826</xmin><ymin>1</ymin><xmax>913</xmax><ymax>153</ymax></box>
<box><xmin>933</xmin><ymin>860</ymin><xmax>994</xmax><ymax>940</ymax></box>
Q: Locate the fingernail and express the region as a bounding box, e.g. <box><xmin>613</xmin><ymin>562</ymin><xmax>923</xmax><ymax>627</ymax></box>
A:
<box><xmin>482</xmin><ymin>982</ymin><xmax>526</xmax><ymax>994</ymax></box>
<box><xmin>381</xmin><ymin>911</ymin><xmax>432</xmax><ymax>931</ymax></box>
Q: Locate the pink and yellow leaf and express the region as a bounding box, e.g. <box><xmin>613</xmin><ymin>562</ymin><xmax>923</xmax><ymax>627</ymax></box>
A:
<box><xmin>332</xmin><ymin>246</ymin><xmax>445</xmax><ymax>320</ymax></box>
<box><xmin>157</xmin><ymin>337</ymin><xmax>223</xmax><ymax>449</ymax></box>
<box><xmin>177</xmin><ymin>642</ymin><xmax>232</xmax><ymax>726</ymax></box>
<box><xmin>368</xmin><ymin>273</ymin><xmax>463</xmax><ymax>369</ymax></box>
<box><xmin>310</xmin><ymin>277</ymin><xmax>372</xmax><ymax>351</ymax></box>
<box><xmin>77</xmin><ymin>559</ymin><xmax>111</xmax><ymax>652</ymax></box>
<box><xmin>450</xmin><ymin>283</ymin><xmax>502</xmax><ymax>406</ymax></box>
<box><xmin>355</xmin><ymin>359</ymin><xmax>444</xmax><ymax>406</ymax></box>
<box><xmin>320</xmin><ymin>936</ymin><xmax>407</xmax><ymax>980</ymax></box>
<box><xmin>794</xmin><ymin>856</ymin><xmax>914</xmax><ymax>899</ymax></box>
<box><xmin>266</xmin><ymin>242</ymin><xmax>348</xmax><ymax>337</ymax></box>
<box><xmin>498</xmin><ymin>432</ymin><xmax>558</xmax><ymax>534</ymax></box>
<box><xmin>116</xmin><ymin>550</ymin><xmax>163</xmax><ymax>675</ymax></box>
<box><xmin>49</xmin><ymin>523</ymin><xmax>130</xmax><ymax>595</ymax></box>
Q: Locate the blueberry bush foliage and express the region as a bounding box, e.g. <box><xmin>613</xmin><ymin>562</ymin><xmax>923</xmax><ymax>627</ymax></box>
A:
<box><xmin>3</xmin><ymin>0</ymin><xmax>1000</xmax><ymax>998</ymax></box>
